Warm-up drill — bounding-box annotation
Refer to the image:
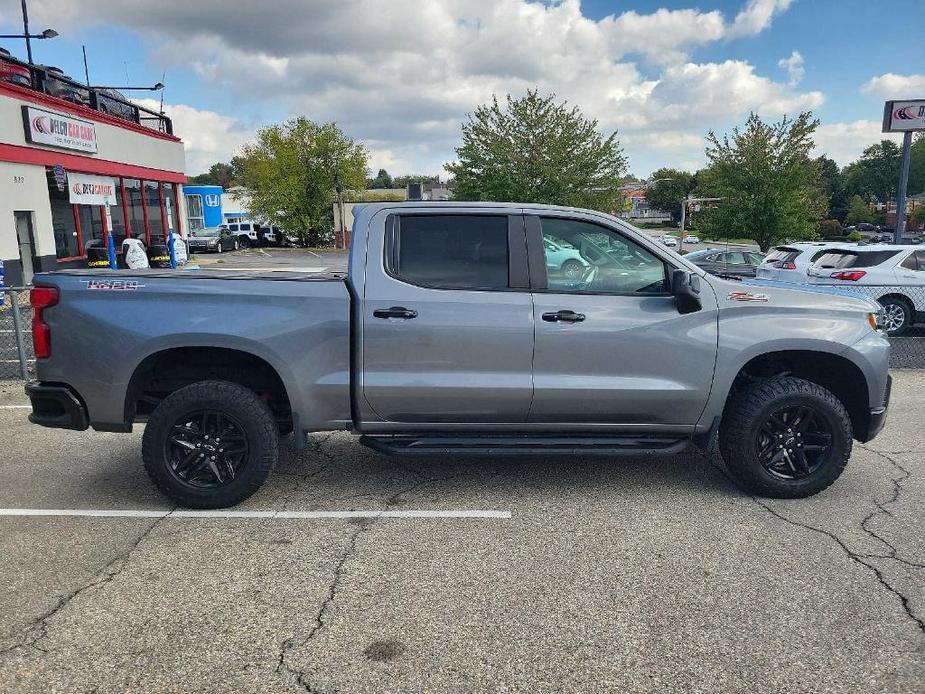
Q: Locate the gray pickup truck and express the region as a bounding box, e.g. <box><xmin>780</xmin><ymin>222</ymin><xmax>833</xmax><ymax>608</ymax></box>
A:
<box><xmin>25</xmin><ymin>203</ymin><xmax>891</xmax><ymax>508</ymax></box>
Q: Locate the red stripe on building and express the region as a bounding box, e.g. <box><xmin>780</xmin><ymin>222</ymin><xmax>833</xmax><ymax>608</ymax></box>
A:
<box><xmin>0</xmin><ymin>142</ymin><xmax>186</xmax><ymax>183</ymax></box>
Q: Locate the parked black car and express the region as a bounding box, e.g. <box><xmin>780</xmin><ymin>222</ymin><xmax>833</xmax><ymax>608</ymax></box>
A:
<box><xmin>188</xmin><ymin>227</ymin><xmax>238</xmax><ymax>253</ymax></box>
<box><xmin>685</xmin><ymin>248</ymin><xmax>766</xmax><ymax>277</ymax></box>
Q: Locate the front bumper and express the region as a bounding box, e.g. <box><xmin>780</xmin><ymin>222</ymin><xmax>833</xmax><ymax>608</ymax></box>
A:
<box><xmin>862</xmin><ymin>375</ymin><xmax>892</xmax><ymax>443</ymax></box>
<box><xmin>25</xmin><ymin>381</ymin><xmax>89</xmax><ymax>431</ymax></box>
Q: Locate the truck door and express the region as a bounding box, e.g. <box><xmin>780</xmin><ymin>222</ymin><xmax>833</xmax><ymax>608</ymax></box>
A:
<box><xmin>527</xmin><ymin>214</ymin><xmax>718</xmax><ymax>428</ymax></box>
<box><xmin>360</xmin><ymin>211</ymin><xmax>534</xmax><ymax>424</ymax></box>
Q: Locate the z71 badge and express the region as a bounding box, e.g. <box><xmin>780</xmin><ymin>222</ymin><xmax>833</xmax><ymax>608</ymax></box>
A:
<box><xmin>727</xmin><ymin>291</ymin><xmax>769</xmax><ymax>303</ymax></box>
<box><xmin>83</xmin><ymin>280</ymin><xmax>145</xmax><ymax>291</ymax></box>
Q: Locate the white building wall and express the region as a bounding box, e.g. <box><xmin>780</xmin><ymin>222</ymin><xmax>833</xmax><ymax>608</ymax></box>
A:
<box><xmin>0</xmin><ymin>160</ymin><xmax>54</xmax><ymax>266</ymax></box>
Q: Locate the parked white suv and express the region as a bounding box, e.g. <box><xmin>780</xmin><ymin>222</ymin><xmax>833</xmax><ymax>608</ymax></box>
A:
<box><xmin>806</xmin><ymin>245</ymin><xmax>925</xmax><ymax>336</ymax></box>
<box><xmin>756</xmin><ymin>242</ymin><xmax>854</xmax><ymax>283</ymax></box>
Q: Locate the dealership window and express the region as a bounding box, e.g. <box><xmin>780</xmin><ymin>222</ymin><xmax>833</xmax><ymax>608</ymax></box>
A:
<box><xmin>186</xmin><ymin>194</ymin><xmax>204</xmax><ymax>231</ymax></box>
<box><xmin>108</xmin><ymin>179</ymin><xmax>127</xmax><ymax>245</ymax></box>
<box><xmin>76</xmin><ymin>205</ymin><xmax>105</xmax><ymax>253</ymax></box>
<box><xmin>124</xmin><ymin>179</ymin><xmax>145</xmax><ymax>241</ymax></box>
<box><xmin>145</xmin><ymin>181</ymin><xmax>165</xmax><ymax>243</ymax></box>
<box><xmin>46</xmin><ymin>169</ymin><xmax>81</xmax><ymax>259</ymax></box>
<box><xmin>163</xmin><ymin>183</ymin><xmax>177</xmax><ymax>237</ymax></box>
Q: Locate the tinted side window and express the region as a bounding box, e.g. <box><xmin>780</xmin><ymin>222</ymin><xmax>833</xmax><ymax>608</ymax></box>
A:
<box><xmin>391</xmin><ymin>215</ymin><xmax>509</xmax><ymax>290</ymax></box>
<box><xmin>539</xmin><ymin>217</ymin><xmax>667</xmax><ymax>294</ymax></box>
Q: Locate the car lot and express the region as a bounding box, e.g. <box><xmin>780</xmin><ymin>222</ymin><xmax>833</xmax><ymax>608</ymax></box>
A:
<box><xmin>193</xmin><ymin>247</ymin><xmax>349</xmax><ymax>273</ymax></box>
<box><xmin>0</xmin><ymin>374</ymin><xmax>922</xmax><ymax>692</ymax></box>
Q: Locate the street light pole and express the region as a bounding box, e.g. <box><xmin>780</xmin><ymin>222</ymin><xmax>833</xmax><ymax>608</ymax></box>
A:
<box><xmin>895</xmin><ymin>130</ymin><xmax>913</xmax><ymax>244</ymax></box>
<box><xmin>20</xmin><ymin>0</ymin><xmax>32</xmax><ymax>64</ymax></box>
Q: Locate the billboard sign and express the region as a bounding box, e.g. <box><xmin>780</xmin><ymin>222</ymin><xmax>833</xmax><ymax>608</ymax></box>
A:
<box><xmin>22</xmin><ymin>106</ymin><xmax>98</xmax><ymax>153</ymax></box>
<box><xmin>882</xmin><ymin>99</ymin><xmax>925</xmax><ymax>133</ymax></box>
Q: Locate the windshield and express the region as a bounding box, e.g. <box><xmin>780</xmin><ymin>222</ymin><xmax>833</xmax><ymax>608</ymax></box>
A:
<box><xmin>192</xmin><ymin>229</ymin><xmax>220</xmax><ymax>238</ymax></box>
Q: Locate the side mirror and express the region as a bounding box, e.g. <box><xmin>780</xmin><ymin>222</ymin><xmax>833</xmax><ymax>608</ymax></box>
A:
<box><xmin>671</xmin><ymin>269</ymin><xmax>702</xmax><ymax>314</ymax></box>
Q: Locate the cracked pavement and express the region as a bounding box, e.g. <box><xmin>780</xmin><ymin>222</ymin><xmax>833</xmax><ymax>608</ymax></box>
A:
<box><xmin>0</xmin><ymin>373</ymin><xmax>923</xmax><ymax>693</ymax></box>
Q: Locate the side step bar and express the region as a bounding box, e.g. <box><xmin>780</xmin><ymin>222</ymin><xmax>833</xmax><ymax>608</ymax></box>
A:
<box><xmin>359</xmin><ymin>434</ymin><xmax>690</xmax><ymax>457</ymax></box>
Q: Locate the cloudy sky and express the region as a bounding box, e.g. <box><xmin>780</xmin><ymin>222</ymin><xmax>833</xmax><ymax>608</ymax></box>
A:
<box><xmin>3</xmin><ymin>0</ymin><xmax>923</xmax><ymax>177</ymax></box>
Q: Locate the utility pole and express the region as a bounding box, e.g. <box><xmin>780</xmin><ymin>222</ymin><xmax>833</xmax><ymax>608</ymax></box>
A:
<box><xmin>334</xmin><ymin>175</ymin><xmax>346</xmax><ymax>249</ymax></box>
<box><xmin>20</xmin><ymin>0</ymin><xmax>32</xmax><ymax>64</ymax></box>
<box><xmin>894</xmin><ymin>130</ymin><xmax>912</xmax><ymax>243</ymax></box>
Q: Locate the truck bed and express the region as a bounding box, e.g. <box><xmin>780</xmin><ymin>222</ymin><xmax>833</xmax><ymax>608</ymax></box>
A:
<box><xmin>49</xmin><ymin>268</ymin><xmax>348</xmax><ymax>282</ymax></box>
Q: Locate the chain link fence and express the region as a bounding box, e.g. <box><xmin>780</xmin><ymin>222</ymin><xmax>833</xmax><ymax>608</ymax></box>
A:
<box><xmin>0</xmin><ymin>288</ymin><xmax>33</xmax><ymax>380</ymax></box>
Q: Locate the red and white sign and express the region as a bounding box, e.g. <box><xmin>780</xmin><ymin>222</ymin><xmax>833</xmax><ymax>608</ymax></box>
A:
<box><xmin>68</xmin><ymin>172</ymin><xmax>117</xmax><ymax>206</ymax></box>
<box><xmin>22</xmin><ymin>105</ymin><xmax>98</xmax><ymax>153</ymax></box>
<box><xmin>882</xmin><ymin>99</ymin><xmax>925</xmax><ymax>133</ymax></box>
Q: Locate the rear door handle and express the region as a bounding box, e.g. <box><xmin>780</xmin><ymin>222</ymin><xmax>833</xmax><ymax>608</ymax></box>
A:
<box><xmin>542</xmin><ymin>310</ymin><xmax>586</xmax><ymax>323</ymax></box>
<box><xmin>373</xmin><ymin>306</ymin><xmax>418</xmax><ymax>319</ymax></box>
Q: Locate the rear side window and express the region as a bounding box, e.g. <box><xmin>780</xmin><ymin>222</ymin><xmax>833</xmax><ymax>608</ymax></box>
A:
<box><xmin>764</xmin><ymin>247</ymin><xmax>799</xmax><ymax>263</ymax></box>
<box><xmin>240</xmin><ymin>223</ymin><xmax>251</xmax><ymax>231</ymax></box>
<box><xmin>389</xmin><ymin>215</ymin><xmax>509</xmax><ymax>290</ymax></box>
<box><xmin>814</xmin><ymin>250</ymin><xmax>901</xmax><ymax>269</ymax></box>
<box><xmin>901</xmin><ymin>251</ymin><xmax>925</xmax><ymax>271</ymax></box>
<box><xmin>228</xmin><ymin>224</ymin><xmax>239</xmax><ymax>231</ymax></box>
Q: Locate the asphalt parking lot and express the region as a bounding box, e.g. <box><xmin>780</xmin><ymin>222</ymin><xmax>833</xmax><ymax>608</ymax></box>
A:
<box><xmin>194</xmin><ymin>247</ymin><xmax>350</xmax><ymax>273</ymax></box>
<box><xmin>0</xmin><ymin>374</ymin><xmax>922</xmax><ymax>693</ymax></box>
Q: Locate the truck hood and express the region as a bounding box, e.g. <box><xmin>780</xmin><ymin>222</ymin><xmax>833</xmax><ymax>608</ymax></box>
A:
<box><xmin>705</xmin><ymin>276</ymin><xmax>881</xmax><ymax>314</ymax></box>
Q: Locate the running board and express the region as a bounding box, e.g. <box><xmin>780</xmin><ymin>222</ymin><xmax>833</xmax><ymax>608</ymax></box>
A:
<box><xmin>359</xmin><ymin>434</ymin><xmax>690</xmax><ymax>457</ymax></box>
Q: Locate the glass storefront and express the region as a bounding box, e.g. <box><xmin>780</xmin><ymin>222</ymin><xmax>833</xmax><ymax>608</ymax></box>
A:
<box><xmin>46</xmin><ymin>169</ymin><xmax>183</xmax><ymax>261</ymax></box>
<box><xmin>124</xmin><ymin>178</ymin><xmax>145</xmax><ymax>241</ymax></box>
<box><xmin>145</xmin><ymin>181</ymin><xmax>164</xmax><ymax>244</ymax></box>
<box><xmin>47</xmin><ymin>170</ymin><xmax>80</xmax><ymax>259</ymax></box>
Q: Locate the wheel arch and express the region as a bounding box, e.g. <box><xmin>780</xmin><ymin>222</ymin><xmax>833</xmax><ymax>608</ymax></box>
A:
<box><xmin>724</xmin><ymin>350</ymin><xmax>870</xmax><ymax>440</ymax></box>
<box><xmin>125</xmin><ymin>346</ymin><xmax>294</xmax><ymax>433</ymax></box>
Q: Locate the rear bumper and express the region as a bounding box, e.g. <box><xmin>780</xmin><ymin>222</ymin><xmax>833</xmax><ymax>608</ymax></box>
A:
<box><xmin>24</xmin><ymin>381</ymin><xmax>89</xmax><ymax>431</ymax></box>
<box><xmin>861</xmin><ymin>375</ymin><xmax>891</xmax><ymax>443</ymax></box>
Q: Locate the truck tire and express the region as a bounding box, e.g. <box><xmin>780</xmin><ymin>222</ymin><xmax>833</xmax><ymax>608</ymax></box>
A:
<box><xmin>877</xmin><ymin>297</ymin><xmax>912</xmax><ymax>337</ymax></box>
<box><xmin>142</xmin><ymin>380</ymin><xmax>278</xmax><ymax>508</ymax></box>
<box><xmin>238</xmin><ymin>235</ymin><xmax>251</xmax><ymax>249</ymax></box>
<box><xmin>719</xmin><ymin>377</ymin><xmax>852</xmax><ymax>498</ymax></box>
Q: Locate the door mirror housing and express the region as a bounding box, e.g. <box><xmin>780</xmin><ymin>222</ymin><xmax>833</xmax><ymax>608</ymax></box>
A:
<box><xmin>671</xmin><ymin>269</ymin><xmax>702</xmax><ymax>314</ymax></box>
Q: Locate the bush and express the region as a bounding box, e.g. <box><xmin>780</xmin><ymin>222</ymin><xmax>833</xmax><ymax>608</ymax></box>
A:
<box><xmin>848</xmin><ymin>231</ymin><xmax>862</xmax><ymax>242</ymax></box>
<box><xmin>816</xmin><ymin>219</ymin><xmax>843</xmax><ymax>239</ymax></box>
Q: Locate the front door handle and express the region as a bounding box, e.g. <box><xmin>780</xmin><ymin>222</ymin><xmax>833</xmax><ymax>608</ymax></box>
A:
<box><xmin>542</xmin><ymin>310</ymin><xmax>586</xmax><ymax>323</ymax></box>
<box><xmin>373</xmin><ymin>306</ymin><xmax>418</xmax><ymax>319</ymax></box>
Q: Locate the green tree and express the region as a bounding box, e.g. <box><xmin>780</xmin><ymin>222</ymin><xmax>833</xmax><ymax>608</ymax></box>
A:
<box><xmin>644</xmin><ymin>168</ymin><xmax>695</xmax><ymax>222</ymax></box>
<box><xmin>695</xmin><ymin>112</ymin><xmax>824</xmax><ymax>251</ymax></box>
<box><xmin>367</xmin><ymin>168</ymin><xmax>393</xmax><ymax>189</ymax></box>
<box><xmin>908</xmin><ymin>202</ymin><xmax>925</xmax><ymax>229</ymax></box>
<box><xmin>909</xmin><ymin>133</ymin><xmax>925</xmax><ymax>196</ymax></box>
<box><xmin>446</xmin><ymin>90</ymin><xmax>627</xmax><ymax>210</ymax></box>
<box><xmin>844</xmin><ymin>195</ymin><xmax>873</xmax><ymax>226</ymax></box>
<box><xmin>235</xmin><ymin>117</ymin><xmax>367</xmax><ymax>246</ymax></box>
<box><xmin>188</xmin><ymin>161</ymin><xmax>237</xmax><ymax>188</ymax></box>
<box><xmin>843</xmin><ymin>140</ymin><xmax>901</xmax><ymax>203</ymax></box>
<box><xmin>816</xmin><ymin>155</ymin><xmax>849</xmax><ymax>222</ymax></box>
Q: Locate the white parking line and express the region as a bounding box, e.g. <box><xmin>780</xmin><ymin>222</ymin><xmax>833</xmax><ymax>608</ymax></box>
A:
<box><xmin>0</xmin><ymin>405</ymin><xmax>30</xmax><ymax>410</ymax></box>
<box><xmin>0</xmin><ymin>508</ymin><xmax>511</xmax><ymax>519</ymax></box>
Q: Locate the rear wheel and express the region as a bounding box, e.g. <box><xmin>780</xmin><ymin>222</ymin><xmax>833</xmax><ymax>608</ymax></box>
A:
<box><xmin>719</xmin><ymin>377</ymin><xmax>852</xmax><ymax>498</ymax></box>
<box><xmin>238</xmin><ymin>236</ymin><xmax>251</xmax><ymax>249</ymax></box>
<box><xmin>877</xmin><ymin>297</ymin><xmax>912</xmax><ymax>337</ymax></box>
<box><xmin>142</xmin><ymin>380</ymin><xmax>278</xmax><ymax>508</ymax></box>
<box><xmin>561</xmin><ymin>259</ymin><xmax>584</xmax><ymax>279</ymax></box>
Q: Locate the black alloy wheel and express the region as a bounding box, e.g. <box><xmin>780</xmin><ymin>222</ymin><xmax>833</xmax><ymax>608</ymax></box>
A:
<box><xmin>755</xmin><ymin>404</ymin><xmax>833</xmax><ymax>480</ymax></box>
<box><xmin>165</xmin><ymin>410</ymin><xmax>249</xmax><ymax>489</ymax></box>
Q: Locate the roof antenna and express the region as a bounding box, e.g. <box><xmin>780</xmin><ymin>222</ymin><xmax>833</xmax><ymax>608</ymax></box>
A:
<box><xmin>82</xmin><ymin>45</ymin><xmax>90</xmax><ymax>86</ymax></box>
<box><xmin>158</xmin><ymin>71</ymin><xmax>166</xmax><ymax>114</ymax></box>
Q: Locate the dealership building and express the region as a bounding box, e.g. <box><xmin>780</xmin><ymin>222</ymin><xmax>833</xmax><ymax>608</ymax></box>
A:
<box><xmin>0</xmin><ymin>66</ymin><xmax>187</xmax><ymax>286</ymax></box>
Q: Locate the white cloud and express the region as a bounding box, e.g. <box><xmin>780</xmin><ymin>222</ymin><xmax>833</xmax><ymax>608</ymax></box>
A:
<box><xmin>30</xmin><ymin>0</ymin><xmax>817</xmax><ymax>175</ymax></box>
<box><xmin>728</xmin><ymin>0</ymin><xmax>793</xmax><ymax>37</ymax></box>
<box><xmin>134</xmin><ymin>98</ymin><xmax>254</xmax><ymax>175</ymax></box>
<box><xmin>777</xmin><ymin>50</ymin><xmax>804</xmax><ymax>86</ymax></box>
<box><xmin>861</xmin><ymin>73</ymin><xmax>925</xmax><ymax>99</ymax></box>
<box><xmin>813</xmin><ymin>120</ymin><xmax>903</xmax><ymax>166</ymax></box>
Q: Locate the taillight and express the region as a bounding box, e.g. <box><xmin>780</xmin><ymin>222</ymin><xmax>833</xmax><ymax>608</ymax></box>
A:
<box><xmin>830</xmin><ymin>270</ymin><xmax>866</xmax><ymax>281</ymax></box>
<box><xmin>30</xmin><ymin>287</ymin><xmax>59</xmax><ymax>359</ymax></box>
<box><xmin>775</xmin><ymin>261</ymin><xmax>797</xmax><ymax>270</ymax></box>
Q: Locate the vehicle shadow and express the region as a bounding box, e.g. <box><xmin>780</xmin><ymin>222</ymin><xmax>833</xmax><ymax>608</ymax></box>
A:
<box><xmin>269</xmin><ymin>432</ymin><xmax>742</xmax><ymax>510</ymax></box>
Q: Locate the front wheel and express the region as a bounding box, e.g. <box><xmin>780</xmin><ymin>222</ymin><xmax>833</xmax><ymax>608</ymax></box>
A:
<box><xmin>561</xmin><ymin>259</ymin><xmax>585</xmax><ymax>279</ymax></box>
<box><xmin>142</xmin><ymin>380</ymin><xmax>279</xmax><ymax>508</ymax></box>
<box><xmin>877</xmin><ymin>298</ymin><xmax>912</xmax><ymax>337</ymax></box>
<box><xmin>719</xmin><ymin>377</ymin><xmax>852</xmax><ymax>498</ymax></box>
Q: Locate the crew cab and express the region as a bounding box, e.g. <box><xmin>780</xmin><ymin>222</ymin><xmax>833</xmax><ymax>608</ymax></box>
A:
<box><xmin>25</xmin><ymin>203</ymin><xmax>891</xmax><ymax>508</ymax></box>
